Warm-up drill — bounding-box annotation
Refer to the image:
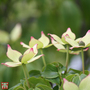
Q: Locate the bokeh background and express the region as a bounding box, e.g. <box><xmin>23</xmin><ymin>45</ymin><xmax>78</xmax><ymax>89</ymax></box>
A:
<box><xmin>0</xmin><ymin>0</ymin><xmax>90</xmax><ymax>89</ymax></box>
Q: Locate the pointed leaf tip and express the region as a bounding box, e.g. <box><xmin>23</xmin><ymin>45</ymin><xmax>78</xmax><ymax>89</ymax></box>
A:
<box><xmin>31</xmin><ymin>36</ymin><xmax>34</xmax><ymax>39</ymax></box>
<box><xmin>1</xmin><ymin>63</ymin><xmax>4</xmax><ymax>65</ymax></box>
<box><xmin>87</xmin><ymin>30</ymin><xmax>90</xmax><ymax>33</ymax></box>
<box><xmin>41</xmin><ymin>31</ymin><xmax>44</xmax><ymax>34</ymax></box>
<box><xmin>7</xmin><ymin>44</ymin><xmax>10</xmax><ymax>48</ymax></box>
<box><xmin>1</xmin><ymin>63</ymin><xmax>9</xmax><ymax>67</ymax></box>
<box><xmin>20</xmin><ymin>42</ymin><xmax>23</xmax><ymax>45</ymax></box>
<box><xmin>47</xmin><ymin>33</ymin><xmax>50</xmax><ymax>35</ymax></box>
<box><xmin>50</xmin><ymin>37</ymin><xmax>54</xmax><ymax>43</ymax></box>
<box><xmin>41</xmin><ymin>54</ymin><xmax>44</xmax><ymax>56</ymax></box>
<box><xmin>57</xmin><ymin>49</ymin><xmax>59</xmax><ymax>51</ymax></box>
<box><xmin>51</xmin><ymin>37</ymin><xmax>53</xmax><ymax>40</ymax></box>
<box><xmin>85</xmin><ymin>47</ymin><xmax>89</xmax><ymax>51</ymax></box>
<box><xmin>63</xmin><ymin>78</ymin><xmax>67</xmax><ymax>83</ymax></box>
<box><xmin>65</xmin><ymin>34</ymin><xmax>69</xmax><ymax>37</ymax></box>
<box><xmin>70</xmin><ymin>47</ymin><xmax>73</xmax><ymax>49</ymax></box>
<box><xmin>30</xmin><ymin>48</ymin><xmax>33</xmax><ymax>52</ymax></box>
<box><xmin>67</xmin><ymin>28</ymin><xmax>71</xmax><ymax>31</ymax></box>
<box><xmin>34</xmin><ymin>44</ymin><xmax>38</xmax><ymax>46</ymax></box>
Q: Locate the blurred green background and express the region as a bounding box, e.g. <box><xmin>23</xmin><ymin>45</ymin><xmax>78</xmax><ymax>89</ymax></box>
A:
<box><xmin>0</xmin><ymin>0</ymin><xmax>90</xmax><ymax>89</ymax></box>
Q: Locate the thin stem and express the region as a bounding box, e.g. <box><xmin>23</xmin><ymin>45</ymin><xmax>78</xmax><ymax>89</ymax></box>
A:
<box><xmin>81</xmin><ymin>48</ymin><xmax>85</xmax><ymax>74</ymax></box>
<box><xmin>22</xmin><ymin>64</ymin><xmax>30</xmax><ymax>88</ymax></box>
<box><xmin>65</xmin><ymin>44</ymin><xmax>69</xmax><ymax>73</ymax></box>
<box><xmin>40</xmin><ymin>49</ymin><xmax>46</xmax><ymax>67</ymax></box>
<box><xmin>24</xmin><ymin>64</ymin><xmax>30</xmax><ymax>78</ymax></box>
<box><xmin>58</xmin><ymin>68</ymin><xmax>62</xmax><ymax>87</ymax></box>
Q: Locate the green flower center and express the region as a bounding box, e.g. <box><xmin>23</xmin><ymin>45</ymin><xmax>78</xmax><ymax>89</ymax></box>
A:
<box><xmin>79</xmin><ymin>41</ymin><xmax>85</xmax><ymax>46</ymax></box>
<box><xmin>19</xmin><ymin>55</ymin><xmax>23</xmax><ymax>62</ymax></box>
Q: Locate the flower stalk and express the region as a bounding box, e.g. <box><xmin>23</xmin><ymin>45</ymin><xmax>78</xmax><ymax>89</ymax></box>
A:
<box><xmin>40</xmin><ymin>49</ymin><xmax>46</xmax><ymax>67</ymax></box>
<box><xmin>65</xmin><ymin>44</ymin><xmax>69</xmax><ymax>73</ymax></box>
<box><xmin>22</xmin><ymin>64</ymin><xmax>30</xmax><ymax>88</ymax></box>
<box><xmin>81</xmin><ymin>48</ymin><xmax>85</xmax><ymax>74</ymax></box>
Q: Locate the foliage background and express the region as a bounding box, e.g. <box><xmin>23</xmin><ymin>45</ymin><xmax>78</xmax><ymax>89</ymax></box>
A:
<box><xmin>0</xmin><ymin>0</ymin><xmax>90</xmax><ymax>89</ymax></box>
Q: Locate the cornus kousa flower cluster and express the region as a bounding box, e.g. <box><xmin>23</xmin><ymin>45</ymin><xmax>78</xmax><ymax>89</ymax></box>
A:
<box><xmin>20</xmin><ymin>31</ymin><xmax>52</xmax><ymax>49</ymax></box>
<box><xmin>48</xmin><ymin>28</ymin><xmax>89</xmax><ymax>54</ymax></box>
<box><xmin>1</xmin><ymin>44</ymin><xmax>44</xmax><ymax>67</ymax></box>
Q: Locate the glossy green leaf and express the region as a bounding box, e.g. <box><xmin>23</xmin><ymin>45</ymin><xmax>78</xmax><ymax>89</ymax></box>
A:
<box><xmin>29</xmin><ymin>70</ymin><xmax>41</xmax><ymax>78</ymax></box>
<box><xmin>41</xmin><ymin>63</ymin><xmax>59</xmax><ymax>78</ymax></box>
<box><xmin>80</xmin><ymin>70</ymin><xmax>90</xmax><ymax>75</ymax></box>
<box><xmin>35</xmin><ymin>87</ymin><xmax>41</xmax><ymax>90</ymax></box>
<box><xmin>59</xmin><ymin>82</ymin><xmax>63</xmax><ymax>90</ymax></box>
<box><xmin>72</xmin><ymin>76</ymin><xmax>80</xmax><ymax>86</ymax></box>
<box><xmin>27</xmin><ymin>77</ymin><xmax>50</xmax><ymax>88</ymax></box>
<box><xmin>80</xmin><ymin>74</ymin><xmax>87</xmax><ymax>80</ymax></box>
<box><xmin>28</xmin><ymin>87</ymin><xmax>41</xmax><ymax>90</ymax></box>
<box><xmin>68</xmin><ymin>68</ymin><xmax>81</xmax><ymax>74</ymax></box>
<box><xmin>9</xmin><ymin>83</ymin><xmax>24</xmax><ymax>90</ymax></box>
<box><xmin>28</xmin><ymin>88</ymin><xmax>34</xmax><ymax>90</ymax></box>
<box><xmin>65</xmin><ymin>74</ymin><xmax>76</xmax><ymax>81</ymax></box>
<box><xmin>46</xmin><ymin>77</ymin><xmax>60</xmax><ymax>85</ymax></box>
<box><xmin>36</xmin><ymin>84</ymin><xmax>52</xmax><ymax>90</ymax></box>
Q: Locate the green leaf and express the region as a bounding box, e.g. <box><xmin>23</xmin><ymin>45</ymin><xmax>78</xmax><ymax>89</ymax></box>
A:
<box><xmin>80</xmin><ymin>70</ymin><xmax>90</xmax><ymax>75</ymax></box>
<box><xmin>59</xmin><ymin>82</ymin><xmax>63</xmax><ymax>90</ymax></box>
<box><xmin>34</xmin><ymin>87</ymin><xmax>41</xmax><ymax>90</ymax></box>
<box><xmin>28</xmin><ymin>88</ymin><xmax>34</xmax><ymax>90</ymax></box>
<box><xmin>72</xmin><ymin>76</ymin><xmax>80</xmax><ymax>86</ymax></box>
<box><xmin>36</xmin><ymin>84</ymin><xmax>52</xmax><ymax>90</ymax></box>
<box><xmin>20</xmin><ymin>79</ymin><xmax>27</xmax><ymax>89</ymax></box>
<box><xmin>80</xmin><ymin>74</ymin><xmax>87</xmax><ymax>80</ymax></box>
<box><xmin>28</xmin><ymin>87</ymin><xmax>41</xmax><ymax>90</ymax></box>
<box><xmin>29</xmin><ymin>70</ymin><xmax>41</xmax><ymax>78</ymax></box>
<box><xmin>27</xmin><ymin>77</ymin><xmax>50</xmax><ymax>88</ymax></box>
<box><xmin>9</xmin><ymin>83</ymin><xmax>24</xmax><ymax>90</ymax></box>
<box><xmin>79</xmin><ymin>74</ymin><xmax>90</xmax><ymax>90</ymax></box>
<box><xmin>41</xmin><ymin>63</ymin><xmax>59</xmax><ymax>78</ymax></box>
<box><xmin>68</xmin><ymin>68</ymin><xmax>81</xmax><ymax>74</ymax></box>
<box><xmin>45</xmin><ymin>77</ymin><xmax>60</xmax><ymax>85</ymax></box>
<box><xmin>65</xmin><ymin>74</ymin><xmax>76</xmax><ymax>81</ymax></box>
